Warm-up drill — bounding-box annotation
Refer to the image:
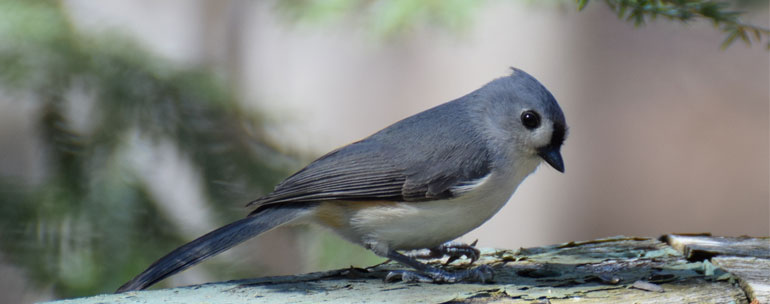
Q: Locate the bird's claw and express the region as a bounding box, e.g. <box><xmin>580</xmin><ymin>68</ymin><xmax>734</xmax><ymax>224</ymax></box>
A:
<box><xmin>436</xmin><ymin>240</ymin><xmax>481</xmax><ymax>265</ymax></box>
<box><xmin>384</xmin><ymin>265</ymin><xmax>494</xmax><ymax>284</ymax></box>
<box><xmin>411</xmin><ymin>240</ymin><xmax>481</xmax><ymax>265</ymax></box>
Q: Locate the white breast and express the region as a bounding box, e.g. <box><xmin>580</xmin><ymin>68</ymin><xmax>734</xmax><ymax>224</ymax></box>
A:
<box><xmin>338</xmin><ymin>156</ymin><xmax>542</xmax><ymax>252</ymax></box>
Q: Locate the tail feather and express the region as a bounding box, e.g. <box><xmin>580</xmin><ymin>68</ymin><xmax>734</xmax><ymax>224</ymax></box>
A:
<box><xmin>117</xmin><ymin>205</ymin><xmax>313</xmax><ymax>292</ymax></box>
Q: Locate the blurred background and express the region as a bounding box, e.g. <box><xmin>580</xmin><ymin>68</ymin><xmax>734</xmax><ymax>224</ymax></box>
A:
<box><xmin>0</xmin><ymin>0</ymin><xmax>767</xmax><ymax>302</ymax></box>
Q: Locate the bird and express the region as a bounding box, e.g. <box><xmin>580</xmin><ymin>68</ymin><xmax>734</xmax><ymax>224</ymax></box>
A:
<box><xmin>117</xmin><ymin>68</ymin><xmax>567</xmax><ymax>292</ymax></box>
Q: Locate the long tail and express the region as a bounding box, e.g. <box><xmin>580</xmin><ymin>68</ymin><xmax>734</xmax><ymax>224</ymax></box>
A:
<box><xmin>116</xmin><ymin>205</ymin><xmax>313</xmax><ymax>292</ymax></box>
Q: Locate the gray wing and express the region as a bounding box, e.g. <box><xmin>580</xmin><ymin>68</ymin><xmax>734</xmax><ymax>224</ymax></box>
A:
<box><xmin>249</xmin><ymin>102</ymin><xmax>492</xmax><ymax>212</ymax></box>
<box><xmin>249</xmin><ymin>139</ymin><xmax>490</xmax><ymax>211</ymax></box>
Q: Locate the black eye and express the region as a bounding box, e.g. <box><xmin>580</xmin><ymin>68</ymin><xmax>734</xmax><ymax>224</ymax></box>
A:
<box><xmin>521</xmin><ymin>111</ymin><xmax>541</xmax><ymax>129</ymax></box>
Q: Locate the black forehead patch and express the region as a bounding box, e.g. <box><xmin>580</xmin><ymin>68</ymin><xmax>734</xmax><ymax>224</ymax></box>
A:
<box><xmin>550</xmin><ymin>121</ymin><xmax>567</xmax><ymax>148</ymax></box>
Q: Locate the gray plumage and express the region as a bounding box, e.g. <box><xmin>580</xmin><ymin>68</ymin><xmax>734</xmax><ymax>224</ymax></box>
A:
<box><xmin>249</xmin><ymin>100</ymin><xmax>491</xmax><ymax>210</ymax></box>
<box><xmin>117</xmin><ymin>68</ymin><xmax>567</xmax><ymax>292</ymax></box>
<box><xmin>249</xmin><ymin>68</ymin><xmax>565</xmax><ymax>212</ymax></box>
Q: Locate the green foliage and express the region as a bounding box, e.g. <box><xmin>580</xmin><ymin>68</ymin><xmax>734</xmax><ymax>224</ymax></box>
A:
<box><xmin>275</xmin><ymin>0</ymin><xmax>484</xmax><ymax>36</ymax></box>
<box><xmin>279</xmin><ymin>0</ymin><xmax>768</xmax><ymax>49</ymax></box>
<box><xmin>0</xmin><ymin>0</ymin><xmax>290</xmax><ymax>297</ymax></box>
<box><xmin>577</xmin><ymin>0</ymin><xmax>770</xmax><ymax>49</ymax></box>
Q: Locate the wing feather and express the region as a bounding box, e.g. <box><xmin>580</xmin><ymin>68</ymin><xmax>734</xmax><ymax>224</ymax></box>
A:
<box><xmin>248</xmin><ymin>100</ymin><xmax>493</xmax><ymax>212</ymax></box>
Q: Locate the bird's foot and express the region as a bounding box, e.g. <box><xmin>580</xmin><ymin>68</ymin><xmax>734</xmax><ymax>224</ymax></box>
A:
<box><xmin>436</xmin><ymin>240</ymin><xmax>481</xmax><ymax>265</ymax></box>
<box><xmin>380</xmin><ymin>244</ymin><xmax>491</xmax><ymax>284</ymax></box>
<box><xmin>412</xmin><ymin>240</ymin><xmax>481</xmax><ymax>265</ymax></box>
<box><xmin>384</xmin><ymin>264</ymin><xmax>494</xmax><ymax>283</ymax></box>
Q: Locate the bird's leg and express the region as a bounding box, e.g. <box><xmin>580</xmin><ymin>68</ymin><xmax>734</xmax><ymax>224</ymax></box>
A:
<box><xmin>410</xmin><ymin>240</ymin><xmax>481</xmax><ymax>265</ymax></box>
<box><xmin>383</xmin><ymin>249</ymin><xmax>494</xmax><ymax>283</ymax></box>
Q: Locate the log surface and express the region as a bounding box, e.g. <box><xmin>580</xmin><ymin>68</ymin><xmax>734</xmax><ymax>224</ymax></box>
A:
<box><xmin>663</xmin><ymin>234</ymin><xmax>769</xmax><ymax>304</ymax></box>
<box><xmin>45</xmin><ymin>235</ymin><xmax>768</xmax><ymax>304</ymax></box>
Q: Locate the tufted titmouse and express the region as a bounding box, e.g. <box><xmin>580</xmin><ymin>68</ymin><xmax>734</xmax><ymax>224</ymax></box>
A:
<box><xmin>117</xmin><ymin>68</ymin><xmax>567</xmax><ymax>292</ymax></box>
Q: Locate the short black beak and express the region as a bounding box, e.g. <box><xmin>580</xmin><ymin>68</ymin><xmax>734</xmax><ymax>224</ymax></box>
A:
<box><xmin>538</xmin><ymin>147</ymin><xmax>565</xmax><ymax>173</ymax></box>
